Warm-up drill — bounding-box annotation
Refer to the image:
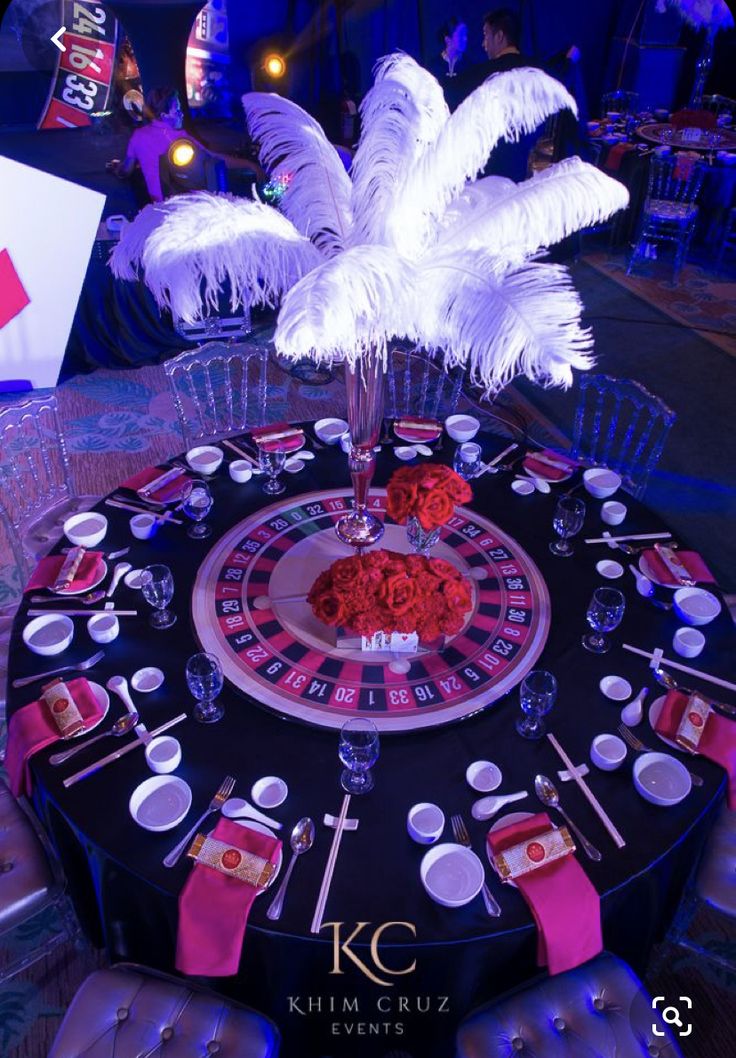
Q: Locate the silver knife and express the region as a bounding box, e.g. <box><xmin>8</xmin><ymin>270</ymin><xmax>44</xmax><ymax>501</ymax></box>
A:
<box><xmin>654</xmin><ymin>543</ymin><xmax>695</xmax><ymax>586</ymax></box>
<box><xmin>63</xmin><ymin>713</ymin><xmax>186</xmax><ymax>787</ymax></box>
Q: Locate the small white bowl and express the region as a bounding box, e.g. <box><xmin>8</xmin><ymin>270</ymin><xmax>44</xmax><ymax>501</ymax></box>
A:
<box><xmin>314</xmin><ymin>417</ymin><xmax>348</xmax><ymax>444</ymax></box>
<box><xmin>395</xmin><ymin>446</ymin><xmax>418</xmax><ymax>461</ymax></box>
<box><xmin>145</xmin><ymin>735</ymin><xmax>181</xmax><ymax>774</ymax></box>
<box><xmin>511</xmin><ymin>478</ymin><xmax>535</xmax><ymax>496</ymax></box>
<box><xmin>129</xmin><ymin>775</ymin><xmax>192</xmax><ymax>831</ymax></box>
<box><xmin>673</xmin><ymin>587</ymin><xmax>721</xmax><ymax>627</ymax></box>
<box><xmin>596</xmin><ymin>559</ymin><xmax>624</xmax><ymax>580</ymax></box>
<box><xmin>129</xmin><ymin>513</ymin><xmax>158</xmax><ymax>540</ymax></box>
<box><xmin>87</xmin><ymin>611</ymin><xmax>119</xmax><ymax>644</ymax></box>
<box><xmin>131</xmin><ymin>666</ymin><xmax>165</xmax><ymax>693</ymax></box>
<box><xmin>590</xmin><ymin>733</ymin><xmax>627</xmax><ymax>771</ymax></box>
<box><xmin>407</xmin><ymin>802</ymin><xmax>445</xmax><ymax>844</ymax></box>
<box><xmin>23</xmin><ymin>614</ymin><xmax>74</xmax><ymax>656</ymax></box>
<box><xmin>445</xmin><ymin>414</ymin><xmax>480</xmax><ymax>442</ymax></box>
<box><xmin>465</xmin><ymin>760</ymin><xmax>502</xmax><ymax>793</ymax></box>
<box><xmin>633</xmin><ymin>752</ymin><xmax>691</xmax><ymax>807</ymax></box>
<box><xmin>229</xmin><ymin>460</ymin><xmax>253</xmax><ymax>484</ymax></box>
<box><xmin>251</xmin><ymin>775</ymin><xmax>288</xmax><ymax>809</ymax></box>
<box><xmin>186</xmin><ymin>445</ymin><xmax>223</xmax><ymax>475</ymax></box>
<box><xmin>63</xmin><ymin>511</ymin><xmax>108</xmax><ymax>548</ymax></box>
<box><xmin>583</xmin><ymin>468</ymin><xmax>622</xmax><ymax>499</ymax></box>
<box><xmin>673</xmin><ymin>626</ymin><xmax>706</xmax><ymax>658</ymax></box>
<box><xmin>599</xmin><ymin>675</ymin><xmax>632</xmax><ymax>701</ymax></box>
<box><xmin>124</xmin><ymin>569</ymin><xmax>145</xmax><ymax>589</ymax></box>
<box><xmin>601</xmin><ymin>501</ymin><xmax>627</xmax><ymax>526</ymax></box>
<box><xmin>420</xmin><ymin>843</ymin><xmax>484</xmax><ymax>907</ymax></box>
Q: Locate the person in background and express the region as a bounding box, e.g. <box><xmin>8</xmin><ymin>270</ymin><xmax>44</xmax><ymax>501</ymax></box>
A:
<box><xmin>434</xmin><ymin>17</ymin><xmax>470</xmax><ymax>111</ymax></box>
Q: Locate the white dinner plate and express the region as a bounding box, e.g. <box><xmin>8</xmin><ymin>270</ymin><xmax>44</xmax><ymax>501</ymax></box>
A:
<box><xmin>232</xmin><ymin>819</ymin><xmax>283</xmax><ymax>887</ymax></box>
<box><xmin>649</xmin><ymin>694</ymin><xmax>681</xmax><ymax>751</ymax></box>
<box><xmin>129</xmin><ymin>775</ymin><xmax>192</xmax><ymax>832</ymax></box>
<box><xmin>521</xmin><ymin>455</ymin><xmax>573</xmax><ymax>483</ymax></box>
<box><xmin>51</xmin><ymin>560</ymin><xmax>108</xmax><ymax>596</ymax></box>
<box><xmin>79</xmin><ymin>681</ymin><xmax>110</xmax><ymax>736</ymax></box>
<box><xmin>639</xmin><ymin>553</ymin><xmax>677</xmax><ymax>589</ymax></box>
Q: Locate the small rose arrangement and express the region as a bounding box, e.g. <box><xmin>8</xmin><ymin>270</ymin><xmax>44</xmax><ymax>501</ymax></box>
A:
<box><xmin>307</xmin><ymin>550</ymin><xmax>472</xmax><ymax>640</ymax></box>
<box><xmin>386</xmin><ymin>464</ymin><xmax>472</xmax><ymax>532</ymax></box>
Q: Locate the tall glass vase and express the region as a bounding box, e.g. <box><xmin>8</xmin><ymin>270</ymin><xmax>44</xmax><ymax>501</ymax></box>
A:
<box><xmin>689</xmin><ymin>28</ymin><xmax>715</xmax><ymax>107</ymax></box>
<box><xmin>335</xmin><ymin>351</ymin><xmax>386</xmax><ymax>550</ymax></box>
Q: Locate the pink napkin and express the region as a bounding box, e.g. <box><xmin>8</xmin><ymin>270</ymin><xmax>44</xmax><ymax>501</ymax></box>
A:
<box><xmin>393</xmin><ymin>417</ymin><xmax>442</xmax><ymax>442</ymax></box>
<box><xmin>655</xmin><ymin>690</ymin><xmax>736</xmax><ymax>807</ymax></box>
<box><xmin>119</xmin><ymin>466</ymin><xmax>190</xmax><ymax>503</ymax></box>
<box><xmin>5</xmin><ymin>678</ymin><xmax>105</xmax><ymax>797</ymax></box>
<box><xmin>251</xmin><ymin>422</ymin><xmax>304</xmax><ymax>453</ymax></box>
<box><xmin>522</xmin><ymin>449</ymin><xmax>578</xmax><ymax>482</ymax></box>
<box><xmin>25</xmin><ymin>552</ymin><xmax>104</xmax><ymax>593</ymax></box>
<box><xmin>487</xmin><ymin>812</ymin><xmax>602</xmax><ymax>974</ymax></box>
<box><xmin>641</xmin><ymin>548</ymin><xmax>715</xmax><ymax>586</ymax></box>
<box><xmin>176</xmin><ymin>818</ymin><xmax>281</xmax><ymax>976</ymax></box>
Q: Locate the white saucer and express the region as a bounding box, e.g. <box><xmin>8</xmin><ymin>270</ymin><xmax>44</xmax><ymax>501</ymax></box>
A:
<box><xmin>51</xmin><ymin>560</ymin><xmax>108</xmax><ymax>596</ymax></box>
<box><xmin>314</xmin><ymin>418</ymin><xmax>348</xmax><ymax>444</ymax></box>
<box><xmin>596</xmin><ymin>559</ymin><xmax>624</xmax><ymax>580</ymax></box>
<box><xmin>511</xmin><ymin>478</ymin><xmax>535</xmax><ymax>495</ymax></box>
<box><xmin>420</xmin><ymin>843</ymin><xmax>484</xmax><ymax>907</ymax></box>
<box><xmin>131</xmin><ymin>667</ymin><xmax>165</xmax><ymax>693</ymax></box>
<box><xmin>395</xmin><ymin>446</ymin><xmax>418</xmax><ymax>461</ymax></box>
<box><xmin>232</xmin><ymin>820</ymin><xmax>283</xmax><ymax>887</ymax></box>
<box><xmin>466</xmin><ymin>760</ymin><xmax>502</xmax><ymax>793</ymax></box>
<box><xmin>599</xmin><ymin>675</ymin><xmax>632</xmax><ymax>701</ymax></box>
<box><xmin>284</xmin><ymin>459</ymin><xmax>305</xmax><ymax>474</ymax></box>
<box><xmin>124</xmin><ymin>569</ymin><xmax>146</xmax><ymax>589</ymax></box>
<box><xmin>129</xmin><ymin>775</ymin><xmax>192</xmax><ymax>832</ymax></box>
<box><xmin>251</xmin><ymin>775</ymin><xmax>288</xmax><ymax>809</ymax></box>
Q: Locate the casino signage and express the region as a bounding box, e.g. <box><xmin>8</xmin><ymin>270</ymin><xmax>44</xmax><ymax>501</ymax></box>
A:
<box><xmin>38</xmin><ymin>1</ymin><xmax>118</xmax><ymax>129</ymax></box>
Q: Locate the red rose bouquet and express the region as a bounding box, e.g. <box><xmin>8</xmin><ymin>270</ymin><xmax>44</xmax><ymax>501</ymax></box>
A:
<box><xmin>386</xmin><ymin>464</ymin><xmax>472</xmax><ymax>531</ymax></box>
<box><xmin>307</xmin><ymin>549</ymin><xmax>472</xmax><ymax>640</ymax></box>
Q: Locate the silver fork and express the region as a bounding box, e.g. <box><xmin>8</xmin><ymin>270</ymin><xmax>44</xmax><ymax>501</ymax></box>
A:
<box><xmin>450</xmin><ymin>813</ymin><xmax>501</xmax><ymax>917</ymax></box>
<box><xmin>12</xmin><ymin>650</ymin><xmax>106</xmax><ymax>689</ymax></box>
<box><xmin>617</xmin><ymin>724</ymin><xmax>703</xmax><ymax>787</ymax></box>
<box><xmin>163</xmin><ymin>775</ymin><xmax>236</xmax><ymax>868</ymax></box>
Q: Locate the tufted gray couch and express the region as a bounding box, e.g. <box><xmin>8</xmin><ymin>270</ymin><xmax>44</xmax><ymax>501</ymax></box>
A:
<box><xmin>47</xmin><ymin>964</ymin><xmax>280</xmax><ymax>1058</ymax></box>
<box><xmin>455</xmin><ymin>952</ymin><xmax>684</xmax><ymax>1058</ymax></box>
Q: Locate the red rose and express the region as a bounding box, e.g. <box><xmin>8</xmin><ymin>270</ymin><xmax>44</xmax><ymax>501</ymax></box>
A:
<box><xmin>414</xmin><ymin>488</ymin><xmax>454</xmax><ymax>531</ymax></box>
<box><xmin>386</xmin><ymin>480</ymin><xmax>418</xmax><ymax>524</ymax></box>
<box><xmin>404</xmin><ymin>554</ymin><xmax>426</xmax><ymax>576</ymax></box>
<box><xmin>443</xmin><ymin>577</ymin><xmax>472</xmax><ymax>613</ymax></box>
<box><xmin>364</xmin><ymin>550</ymin><xmax>390</xmax><ymax>570</ymax></box>
<box><xmin>443</xmin><ymin>469</ymin><xmax>472</xmax><ymax>504</ymax></box>
<box><xmin>311</xmin><ymin>590</ymin><xmax>346</xmax><ymax>626</ymax></box>
<box><xmin>426</xmin><ymin>558</ymin><xmax>458</xmax><ymax>580</ymax></box>
<box><xmin>331</xmin><ymin>556</ymin><xmax>359</xmax><ymax>591</ymax></box>
<box><xmin>379</xmin><ymin>571</ymin><xmax>416</xmax><ymax>615</ymax></box>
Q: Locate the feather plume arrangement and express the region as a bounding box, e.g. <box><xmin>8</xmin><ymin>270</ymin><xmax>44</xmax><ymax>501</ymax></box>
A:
<box><xmin>657</xmin><ymin>0</ymin><xmax>734</xmax><ymax>31</ymax></box>
<box><xmin>110</xmin><ymin>54</ymin><xmax>629</xmax><ymax>394</ymax></box>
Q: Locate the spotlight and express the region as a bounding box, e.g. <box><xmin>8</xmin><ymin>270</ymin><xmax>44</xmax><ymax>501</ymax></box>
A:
<box><xmin>170</xmin><ymin>139</ymin><xmax>196</xmax><ymax>168</ymax></box>
<box><xmin>263</xmin><ymin>53</ymin><xmax>286</xmax><ymax>79</ymax></box>
<box><xmin>160</xmin><ymin>138</ymin><xmax>227</xmax><ymax>197</ymax></box>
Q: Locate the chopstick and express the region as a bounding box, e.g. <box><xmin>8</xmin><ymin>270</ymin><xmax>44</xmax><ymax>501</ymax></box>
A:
<box><xmin>104</xmin><ymin>498</ymin><xmax>183</xmax><ymax>524</ymax></box>
<box><xmin>584</xmin><ymin>532</ymin><xmax>672</xmax><ymax>545</ymax></box>
<box><xmin>28</xmin><ymin>609</ymin><xmax>138</xmax><ymax>617</ymax></box>
<box><xmin>222</xmin><ymin>439</ymin><xmax>259</xmax><ymax>466</ymax></box>
<box><xmin>623</xmin><ymin>644</ymin><xmax>736</xmax><ymax>694</ymax></box>
<box><xmin>63</xmin><ymin>713</ymin><xmax>187</xmax><ymax>787</ymax></box>
<box><xmin>311</xmin><ymin>793</ymin><xmax>351</xmax><ymax>934</ymax></box>
<box><xmin>547</xmin><ymin>733</ymin><xmax>626</xmax><ymax>849</ymax></box>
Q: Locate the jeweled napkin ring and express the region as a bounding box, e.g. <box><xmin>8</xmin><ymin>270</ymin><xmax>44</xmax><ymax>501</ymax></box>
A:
<box><xmin>187</xmin><ymin>832</ymin><xmax>276</xmax><ymax>888</ymax></box>
<box><xmin>492</xmin><ymin>825</ymin><xmax>574</xmax><ymax>881</ymax></box>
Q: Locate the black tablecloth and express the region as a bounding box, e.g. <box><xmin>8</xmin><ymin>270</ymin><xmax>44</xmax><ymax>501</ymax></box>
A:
<box><xmin>8</xmin><ymin>430</ymin><xmax>733</xmax><ymax>1058</ymax></box>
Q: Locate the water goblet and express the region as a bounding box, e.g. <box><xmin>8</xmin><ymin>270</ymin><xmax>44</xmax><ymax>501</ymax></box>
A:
<box><xmin>453</xmin><ymin>442</ymin><xmax>482</xmax><ymax>480</ymax></box>
<box><xmin>140</xmin><ymin>564</ymin><xmax>176</xmax><ymax>629</ymax></box>
<box><xmin>259</xmin><ymin>448</ymin><xmax>286</xmax><ymax>495</ymax></box>
<box><xmin>516</xmin><ymin>669</ymin><xmax>557</xmax><ymax>740</ymax></box>
<box><xmin>583</xmin><ymin>587</ymin><xmax>626</xmax><ymax>653</ymax></box>
<box><xmin>549</xmin><ymin>496</ymin><xmax>586</xmax><ymax>557</ymax></box>
<box><xmin>182</xmin><ymin>479</ymin><xmax>213</xmax><ymax>538</ymax></box>
<box><xmin>339</xmin><ymin>718</ymin><xmax>379</xmax><ymax>794</ymax></box>
<box><xmin>186</xmin><ymin>651</ymin><xmax>224</xmax><ymax>723</ymax></box>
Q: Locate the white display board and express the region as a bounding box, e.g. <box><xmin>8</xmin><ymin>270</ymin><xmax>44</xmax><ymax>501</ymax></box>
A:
<box><xmin>0</xmin><ymin>156</ymin><xmax>105</xmax><ymax>388</ymax></box>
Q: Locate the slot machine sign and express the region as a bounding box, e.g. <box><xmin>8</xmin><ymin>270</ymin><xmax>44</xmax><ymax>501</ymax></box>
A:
<box><xmin>38</xmin><ymin>2</ymin><xmax>118</xmax><ymax>129</ymax></box>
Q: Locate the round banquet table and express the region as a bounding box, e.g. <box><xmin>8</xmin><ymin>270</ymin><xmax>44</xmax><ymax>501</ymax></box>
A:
<box><xmin>7</xmin><ymin>427</ymin><xmax>734</xmax><ymax>1058</ymax></box>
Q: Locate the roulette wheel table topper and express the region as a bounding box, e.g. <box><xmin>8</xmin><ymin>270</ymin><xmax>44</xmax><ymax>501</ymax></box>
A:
<box><xmin>192</xmin><ymin>489</ymin><xmax>551</xmax><ymax>731</ymax></box>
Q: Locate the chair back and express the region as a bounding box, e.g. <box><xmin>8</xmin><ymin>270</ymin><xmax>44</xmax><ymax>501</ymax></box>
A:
<box><xmin>670</xmin><ymin>107</ymin><xmax>717</xmax><ymax>131</ymax></box>
<box><xmin>601</xmin><ymin>90</ymin><xmax>638</xmax><ymax>117</ymax></box>
<box><xmin>571</xmin><ymin>374</ymin><xmax>676</xmax><ymax>497</ymax></box>
<box><xmin>385</xmin><ymin>346</ymin><xmax>465</xmax><ymax>421</ymax></box>
<box><xmin>646</xmin><ymin>152</ymin><xmax>705</xmax><ymax>207</ymax></box>
<box><xmin>163</xmin><ymin>340</ymin><xmax>269</xmax><ymax>449</ymax></box>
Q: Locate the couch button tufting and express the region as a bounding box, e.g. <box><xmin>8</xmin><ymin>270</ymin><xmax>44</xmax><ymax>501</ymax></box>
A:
<box><xmin>512</xmin><ymin>1037</ymin><xmax>524</xmax><ymax>1051</ymax></box>
<box><xmin>553</xmin><ymin>1017</ymin><xmax>565</xmax><ymax>1031</ymax></box>
<box><xmin>116</xmin><ymin>1008</ymin><xmax>129</xmax><ymax>1021</ymax></box>
<box><xmin>161</xmin><ymin>1027</ymin><xmax>174</xmax><ymax>1042</ymax></box>
<box><xmin>593</xmin><ymin>997</ymin><xmax>605</xmax><ymax>1011</ymax></box>
<box><xmin>0</xmin><ymin>862</ymin><xmax>13</xmax><ymax>873</ymax></box>
<box><xmin>207</xmin><ymin>1044</ymin><xmax>221</xmax><ymax>1055</ymax></box>
<box><xmin>648</xmin><ymin>1046</ymin><xmax>659</xmax><ymax>1057</ymax></box>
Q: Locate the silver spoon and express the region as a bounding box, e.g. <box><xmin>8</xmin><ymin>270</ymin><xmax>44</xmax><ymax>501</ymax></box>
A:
<box><xmin>534</xmin><ymin>774</ymin><xmax>602</xmax><ymax>862</ymax></box>
<box><xmin>49</xmin><ymin>711</ymin><xmax>140</xmax><ymax>765</ymax></box>
<box><xmin>471</xmin><ymin>790</ymin><xmax>528</xmax><ymax>821</ymax></box>
<box><xmin>266</xmin><ymin>817</ymin><xmax>315</xmax><ymax>920</ymax></box>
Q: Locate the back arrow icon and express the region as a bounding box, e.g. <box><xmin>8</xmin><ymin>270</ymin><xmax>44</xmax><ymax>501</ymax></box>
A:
<box><xmin>51</xmin><ymin>27</ymin><xmax>67</xmax><ymax>52</ymax></box>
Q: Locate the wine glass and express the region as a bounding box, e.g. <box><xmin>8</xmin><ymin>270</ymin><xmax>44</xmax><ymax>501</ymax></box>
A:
<box><xmin>453</xmin><ymin>442</ymin><xmax>482</xmax><ymax>480</ymax></box>
<box><xmin>516</xmin><ymin>669</ymin><xmax>557</xmax><ymax>740</ymax></box>
<box><xmin>186</xmin><ymin>651</ymin><xmax>224</xmax><ymax>723</ymax></box>
<box><xmin>583</xmin><ymin>587</ymin><xmax>626</xmax><ymax>653</ymax></box>
<box><xmin>140</xmin><ymin>564</ymin><xmax>176</xmax><ymax>628</ymax></box>
<box><xmin>258</xmin><ymin>448</ymin><xmax>286</xmax><ymax>495</ymax></box>
<box><xmin>182</xmin><ymin>479</ymin><xmax>213</xmax><ymax>538</ymax></box>
<box><xmin>339</xmin><ymin>718</ymin><xmax>379</xmax><ymax>794</ymax></box>
<box><xmin>549</xmin><ymin>496</ymin><xmax>586</xmax><ymax>557</ymax></box>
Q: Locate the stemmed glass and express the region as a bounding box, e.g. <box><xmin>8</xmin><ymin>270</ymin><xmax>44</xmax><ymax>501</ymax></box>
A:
<box><xmin>259</xmin><ymin>448</ymin><xmax>286</xmax><ymax>495</ymax></box>
<box><xmin>583</xmin><ymin>587</ymin><xmax>626</xmax><ymax>653</ymax></box>
<box><xmin>182</xmin><ymin>479</ymin><xmax>213</xmax><ymax>538</ymax></box>
<box><xmin>339</xmin><ymin>718</ymin><xmax>380</xmax><ymax>794</ymax></box>
<box><xmin>550</xmin><ymin>496</ymin><xmax>586</xmax><ymax>557</ymax></box>
<box><xmin>186</xmin><ymin>651</ymin><xmax>224</xmax><ymax>723</ymax></box>
<box><xmin>140</xmin><ymin>564</ymin><xmax>176</xmax><ymax>628</ymax></box>
<box><xmin>516</xmin><ymin>669</ymin><xmax>557</xmax><ymax>740</ymax></box>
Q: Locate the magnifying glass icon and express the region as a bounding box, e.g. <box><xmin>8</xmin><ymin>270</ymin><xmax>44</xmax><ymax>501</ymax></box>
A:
<box><xmin>661</xmin><ymin>1006</ymin><xmax>683</xmax><ymax>1028</ymax></box>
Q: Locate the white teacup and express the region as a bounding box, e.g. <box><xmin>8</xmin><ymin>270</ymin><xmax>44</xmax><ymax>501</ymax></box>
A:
<box><xmin>130</xmin><ymin>513</ymin><xmax>158</xmax><ymax>540</ymax></box>
<box><xmin>87</xmin><ymin>611</ymin><xmax>120</xmax><ymax>644</ymax></box>
<box><xmin>590</xmin><ymin>733</ymin><xmax>627</xmax><ymax>771</ymax></box>
<box><xmin>601</xmin><ymin>501</ymin><xmax>627</xmax><ymax>526</ymax></box>
<box><xmin>229</xmin><ymin>460</ymin><xmax>253</xmax><ymax>484</ymax></box>
<box><xmin>407</xmin><ymin>802</ymin><xmax>445</xmax><ymax>844</ymax></box>
<box><xmin>673</xmin><ymin>626</ymin><xmax>705</xmax><ymax>659</ymax></box>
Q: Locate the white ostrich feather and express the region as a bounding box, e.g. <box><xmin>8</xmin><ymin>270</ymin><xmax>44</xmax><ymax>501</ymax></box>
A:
<box><xmin>437</xmin><ymin>157</ymin><xmax>629</xmax><ymax>260</ymax></box>
<box><xmin>109</xmin><ymin>203</ymin><xmax>170</xmax><ymax>280</ymax></box>
<box><xmin>134</xmin><ymin>193</ymin><xmax>321</xmax><ymax>323</ymax></box>
<box><xmin>242</xmin><ymin>92</ymin><xmax>352</xmax><ymax>257</ymax></box>
<box><xmin>274</xmin><ymin>245</ymin><xmax>414</xmax><ymax>366</ymax></box>
<box><xmin>416</xmin><ymin>251</ymin><xmax>593</xmax><ymax>393</ymax></box>
<box><xmin>398</xmin><ymin>68</ymin><xmax>578</xmax><ymax>255</ymax></box>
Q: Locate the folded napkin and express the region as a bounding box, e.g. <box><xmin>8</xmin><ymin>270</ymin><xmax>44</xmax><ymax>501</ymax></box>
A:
<box><xmin>176</xmin><ymin>818</ymin><xmax>281</xmax><ymax>976</ymax></box>
<box><xmin>25</xmin><ymin>551</ymin><xmax>104</xmax><ymax>593</ymax></box>
<box><xmin>487</xmin><ymin>812</ymin><xmax>602</xmax><ymax>975</ymax></box>
<box><xmin>641</xmin><ymin>548</ymin><xmax>715</xmax><ymax>587</ymax></box>
<box><xmin>119</xmin><ymin>465</ymin><xmax>189</xmax><ymax>503</ymax></box>
<box><xmin>251</xmin><ymin>422</ymin><xmax>304</xmax><ymax>454</ymax></box>
<box><xmin>393</xmin><ymin>417</ymin><xmax>442</xmax><ymax>442</ymax></box>
<box><xmin>522</xmin><ymin>449</ymin><xmax>577</xmax><ymax>482</ymax></box>
<box><xmin>5</xmin><ymin>678</ymin><xmax>104</xmax><ymax>797</ymax></box>
<box><xmin>604</xmin><ymin>142</ymin><xmax>636</xmax><ymax>171</ymax></box>
<box><xmin>654</xmin><ymin>690</ymin><xmax>736</xmax><ymax>807</ymax></box>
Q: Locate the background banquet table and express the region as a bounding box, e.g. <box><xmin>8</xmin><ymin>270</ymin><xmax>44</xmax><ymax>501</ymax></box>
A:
<box><xmin>7</xmin><ymin>427</ymin><xmax>733</xmax><ymax>1058</ymax></box>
